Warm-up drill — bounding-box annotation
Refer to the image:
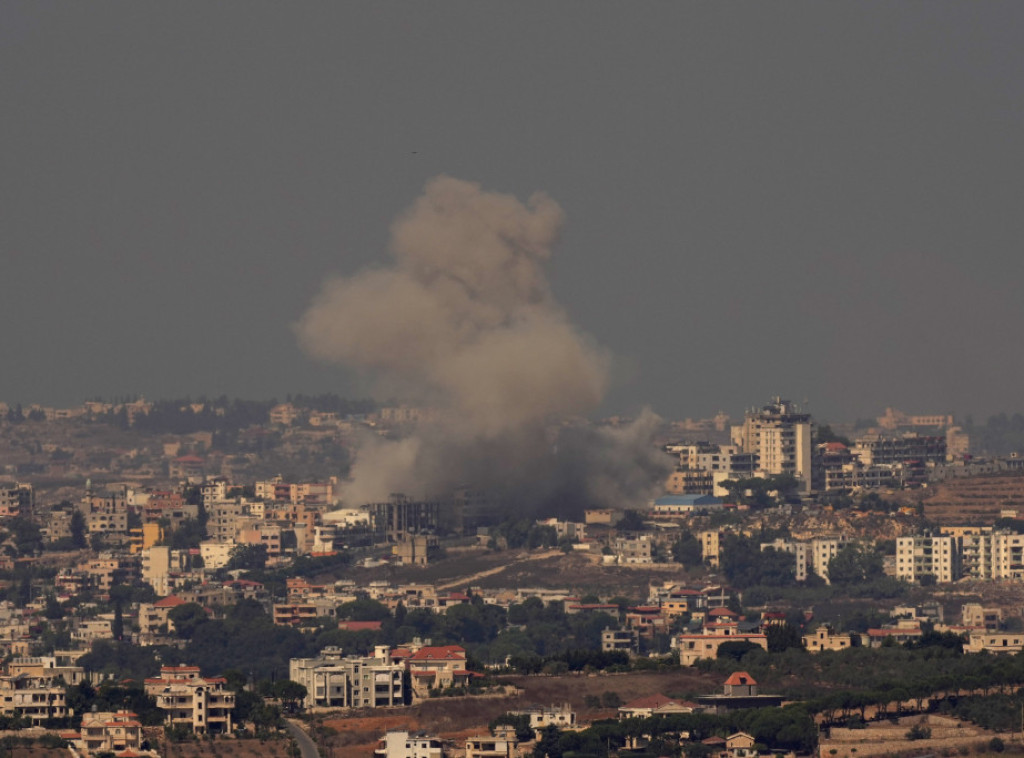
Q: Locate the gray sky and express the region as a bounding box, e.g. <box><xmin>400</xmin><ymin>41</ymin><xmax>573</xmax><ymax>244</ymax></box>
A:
<box><xmin>2</xmin><ymin>2</ymin><xmax>1023</xmax><ymax>424</ymax></box>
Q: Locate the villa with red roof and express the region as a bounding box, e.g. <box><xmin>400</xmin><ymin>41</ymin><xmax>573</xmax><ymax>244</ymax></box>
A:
<box><xmin>404</xmin><ymin>645</ymin><xmax>477</xmax><ymax>700</ymax></box>
<box><xmin>75</xmin><ymin>710</ymin><xmax>143</xmax><ymax>756</ymax></box>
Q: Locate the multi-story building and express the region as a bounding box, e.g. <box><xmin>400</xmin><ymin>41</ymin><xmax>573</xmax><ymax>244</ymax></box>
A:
<box><xmin>366</xmin><ymin>495</ymin><xmax>440</xmax><ymax>542</ymax></box>
<box><xmin>698</xmin><ymin>530</ymin><xmax>721</xmax><ymax>567</ymax></box>
<box><xmin>759</xmin><ymin>536</ymin><xmax>850</xmax><ymax>583</ymax></box>
<box><xmin>673</xmin><ymin>620</ymin><xmax>769</xmax><ymax>665</ymax></box>
<box><xmin>898</xmin><ymin>531</ymin><xmax>1024</xmax><ymax>583</ymax></box>
<box><xmin>731</xmin><ymin>398</ymin><xmax>813</xmax><ymax>493</ymax></box>
<box><xmin>601</xmin><ymin>628</ymin><xmax>639</xmax><ymax>655</ymax></box>
<box><xmin>403</xmin><ymin>645</ymin><xmax>473</xmax><ymax>699</ymax></box>
<box><xmin>144</xmin><ymin>665</ymin><xmax>235</xmax><ymax>735</ymax></box>
<box><xmin>852</xmin><ymin>433</ymin><xmax>947</xmax><ymax>467</ymax></box>
<box><xmin>0</xmin><ymin>675</ymin><xmax>70</xmax><ymax>724</ymax></box>
<box><xmin>289</xmin><ymin>646</ymin><xmax>404</xmax><ymax>709</ymax></box>
<box><xmin>0</xmin><ymin>483</ymin><xmax>33</xmax><ymax>517</ymax></box>
<box><xmin>896</xmin><ymin>535</ymin><xmax>960</xmax><ymax>583</ymax></box>
<box><xmin>76</xmin><ymin>710</ymin><xmax>143</xmax><ymax>756</ymax></box>
<box><xmin>613</xmin><ymin>535</ymin><xmax>653</xmax><ymax>564</ymax></box>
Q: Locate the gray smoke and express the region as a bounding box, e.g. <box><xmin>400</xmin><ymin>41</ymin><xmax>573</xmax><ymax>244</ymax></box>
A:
<box><xmin>296</xmin><ymin>176</ymin><xmax>670</xmax><ymax>516</ymax></box>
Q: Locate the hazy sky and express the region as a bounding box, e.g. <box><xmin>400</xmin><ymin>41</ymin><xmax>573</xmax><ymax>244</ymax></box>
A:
<box><xmin>2</xmin><ymin>2</ymin><xmax>1023</xmax><ymax>424</ymax></box>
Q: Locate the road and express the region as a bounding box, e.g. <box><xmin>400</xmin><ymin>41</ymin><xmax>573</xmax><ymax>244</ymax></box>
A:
<box><xmin>285</xmin><ymin>719</ymin><xmax>320</xmax><ymax>758</ymax></box>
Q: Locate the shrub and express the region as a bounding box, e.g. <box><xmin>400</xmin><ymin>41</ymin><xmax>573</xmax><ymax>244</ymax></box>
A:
<box><xmin>906</xmin><ymin>724</ymin><xmax>932</xmax><ymax>740</ymax></box>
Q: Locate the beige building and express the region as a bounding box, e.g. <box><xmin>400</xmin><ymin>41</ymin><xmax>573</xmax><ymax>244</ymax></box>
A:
<box><xmin>698</xmin><ymin>530</ymin><xmax>721</xmax><ymax>567</ymax></box>
<box><xmin>965</xmin><ymin>631</ymin><xmax>1024</xmax><ymax>654</ymax></box>
<box><xmin>673</xmin><ymin>621</ymin><xmax>769</xmax><ymax>666</ymax></box>
<box><xmin>76</xmin><ymin>710</ymin><xmax>143</xmax><ymax>756</ymax></box>
<box><xmin>802</xmin><ymin>626</ymin><xmax>854</xmax><ymax>652</ymax></box>
<box><xmin>144</xmin><ymin>665</ymin><xmax>235</xmax><ymax>735</ymax></box>
<box><xmin>731</xmin><ymin>397</ymin><xmax>813</xmax><ymax>493</ymax></box>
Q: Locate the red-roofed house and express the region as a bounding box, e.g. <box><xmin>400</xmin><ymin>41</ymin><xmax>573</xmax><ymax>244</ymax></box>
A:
<box><xmin>76</xmin><ymin>710</ymin><xmax>143</xmax><ymax>756</ymax></box>
<box><xmin>138</xmin><ymin>595</ymin><xmax>187</xmax><ymax>636</ymax></box>
<box><xmin>405</xmin><ymin>645</ymin><xmax>475</xmax><ymax>699</ymax></box>
<box><xmin>723</xmin><ymin>671</ymin><xmax>757</xmax><ymax>697</ymax></box>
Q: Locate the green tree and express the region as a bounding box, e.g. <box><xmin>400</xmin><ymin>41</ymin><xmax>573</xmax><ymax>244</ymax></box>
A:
<box><xmin>672</xmin><ymin>531</ymin><xmax>703</xmax><ymax>567</ymax></box>
<box><xmin>827</xmin><ymin>544</ymin><xmax>884</xmax><ymax>586</ymax></box>
<box><xmin>167</xmin><ymin>603</ymin><xmax>208</xmax><ymax>639</ymax></box>
<box><xmin>227</xmin><ymin>543</ymin><xmax>268</xmax><ymax>571</ymax></box>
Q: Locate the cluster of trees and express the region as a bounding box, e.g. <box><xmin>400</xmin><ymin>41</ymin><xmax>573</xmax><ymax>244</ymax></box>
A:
<box><xmin>695</xmin><ymin>632</ymin><xmax>1024</xmax><ymax>710</ymax></box>
<box><xmin>491</xmin><ymin>518</ymin><xmax>560</xmax><ymax>550</ymax></box>
<box><xmin>720</xmin><ymin>535</ymin><xmax>796</xmax><ymax>588</ymax></box>
<box><xmin>70</xmin><ymin>592</ymin><xmax>649</xmax><ymax>684</ymax></box>
<box><xmin>529</xmin><ymin>703</ymin><xmax>816</xmax><ymax>758</ymax></box>
<box><xmin>718</xmin><ymin>475</ymin><xmax>801</xmax><ymax>508</ymax></box>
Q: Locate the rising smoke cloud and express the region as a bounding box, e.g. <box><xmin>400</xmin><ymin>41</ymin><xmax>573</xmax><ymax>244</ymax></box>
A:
<box><xmin>296</xmin><ymin>176</ymin><xmax>669</xmax><ymax>515</ymax></box>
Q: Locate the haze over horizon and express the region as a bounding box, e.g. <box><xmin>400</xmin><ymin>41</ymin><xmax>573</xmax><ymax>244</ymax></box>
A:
<box><xmin>3</xmin><ymin>3</ymin><xmax>1024</xmax><ymax>425</ymax></box>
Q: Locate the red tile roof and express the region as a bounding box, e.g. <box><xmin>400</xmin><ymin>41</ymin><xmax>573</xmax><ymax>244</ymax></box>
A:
<box><xmin>409</xmin><ymin>645</ymin><xmax>466</xmax><ymax>661</ymax></box>
<box><xmin>724</xmin><ymin>671</ymin><xmax>756</xmax><ymax>686</ymax></box>
<box><xmin>153</xmin><ymin>596</ymin><xmax>186</xmax><ymax>608</ymax></box>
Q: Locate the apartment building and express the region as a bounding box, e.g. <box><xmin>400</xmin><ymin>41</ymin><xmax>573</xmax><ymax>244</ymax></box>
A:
<box><xmin>852</xmin><ymin>433</ymin><xmax>947</xmax><ymax>467</ymax></box>
<box><xmin>896</xmin><ymin>535</ymin><xmax>960</xmax><ymax>583</ymax></box>
<box><xmin>897</xmin><ymin>531</ymin><xmax>1024</xmax><ymax>583</ymax></box>
<box><xmin>0</xmin><ymin>675</ymin><xmax>70</xmax><ymax>724</ymax></box>
<box><xmin>144</xmin><ymin>665</ymin><xmax>235</xmax><ymax>735</ymax></box>
<box><xmin>0</xmin><ymin>483</ymin><xmax>33</xmax><ymax>517</ymax></box>
<box><xmin>289</xmin><ymin>646</ymin><xmax>404</xmax><ymax>709</ymax></box>
<box><xmin>731</xmin><ymin>398</ymin><xmax>813</xmax><ymax>493</ymax></box>
<box><xmin>759</xmin><ymin>536</ymin><xmax>851</xmax><ymax>582</ymax></box>
<box><xmin>614</xmin><ymin>535</ymin><xmax>653</xmax><ymax>564</ymax></box>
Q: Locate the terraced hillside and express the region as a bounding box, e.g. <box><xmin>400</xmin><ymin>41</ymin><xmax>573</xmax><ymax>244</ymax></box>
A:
<box><xmin>899</xmin><ymin>472</ymin><xmax>1024</xmax><ymax>524</ymax></box>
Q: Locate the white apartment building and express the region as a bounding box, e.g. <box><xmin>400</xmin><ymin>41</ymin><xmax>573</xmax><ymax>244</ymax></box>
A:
<box><xmin>731</xmin><ymin>398</ymin><xmax>813</xmax><ymax>493</ymax></box>
<box><xmin>898</xmin><ymin>531</ymin><xmax>1024</xmax><ymax>583</ymax></box>
<box><xmin>289</xmin><ymin>646</ymin><xmax>404</xmax><ymax>710</ymax></box>
<box><xmin>760</xmin><ymin>536</ymin><xmax>851</xmax><ymax>582</ymax></box>
<box><xmin>896</xmin><ymin>535</ymin><xmax>960</xmax><ymax>583</ymax></box>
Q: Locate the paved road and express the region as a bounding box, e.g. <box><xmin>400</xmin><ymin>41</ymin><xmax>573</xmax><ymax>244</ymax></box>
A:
<box><xmin>285</xmin><ymin>719</ymin><xmax>321</xmax><ymax>758</ymax></box>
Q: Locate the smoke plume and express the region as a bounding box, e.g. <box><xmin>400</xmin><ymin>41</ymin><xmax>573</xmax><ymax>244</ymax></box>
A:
<box><xmin>296</xmin><ymin>176</ymin><xmax>669</xmax><ymax>516</ymax></box>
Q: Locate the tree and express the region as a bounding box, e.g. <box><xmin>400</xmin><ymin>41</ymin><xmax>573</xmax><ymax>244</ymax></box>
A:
<box><xmin>672</xmin><ymin>531</ymin><xmax>703</xmax><ymax>567</ymax></box>
<box><xmin>827</xmin><ymin>544</ymin><xmax>884</xmax><ymax>586</ymax></box>
<box><xmin>336</xmin><ymin>598</ymin><xmax>391</xmax><ymax>622</ymax></box>
<box><xmin>720</xmin><ymin>534</ymin><xmax>796</xmax><ymax>588</ymax></box>
<box><xmin>167</xmin><ymin>603</ymin><xmax>208</xmax><ymax>639</ymax></box>
<box><xmin>766</xmin><ymin>623</ymin><xmax>804</xmax><ymax>653</ymax></box>
<box><xmin>227</xmin><ymin>543</ymin><xmax>268</xmax><ymax>571</ymax></box>
<box><xmin>272</xmin><ymin>680</ymin><xmax>307</xmax><ymax>713</ymax></box>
